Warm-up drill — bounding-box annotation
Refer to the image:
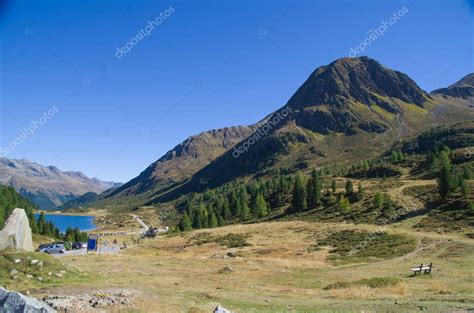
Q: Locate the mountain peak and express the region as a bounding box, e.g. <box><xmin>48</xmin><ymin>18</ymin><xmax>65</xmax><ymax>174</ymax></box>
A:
<box><xmin>431</xmin><ymin>73</ymin><xmax>474</xmax><ymax>99</ymax></box>
<box><xmin>287</xmin><ymin>56</ymin><xmax>430</xmax><ymax>111</ymax></box>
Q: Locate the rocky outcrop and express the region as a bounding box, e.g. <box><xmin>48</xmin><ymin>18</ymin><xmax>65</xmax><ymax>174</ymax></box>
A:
<box><xmin>0</xmin><ymin>208</ymin><xmax>33</xmax><ymax>252</ymax></box>
<box><xmin>0</xmin><ymin>287</ymin><xmax>55</xmax><ymax>312</ymax></box>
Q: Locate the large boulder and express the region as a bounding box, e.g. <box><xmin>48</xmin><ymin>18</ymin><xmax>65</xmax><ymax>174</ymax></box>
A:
<box><xmin>0</xmin><ymin>208</ymin><xmax>33</xmax><ymax>252</ymax></box>
<box><xmin>0</xmin><ymin>287</ymin><xmax>55</xmax><ymax>312</ymax></box>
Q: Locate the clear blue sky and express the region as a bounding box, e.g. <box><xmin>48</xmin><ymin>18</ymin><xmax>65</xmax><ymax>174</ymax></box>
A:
<box><xmin>1</xmin><ymin>0</ymin><xmax>473</xmax><ymax>182</ymax></box>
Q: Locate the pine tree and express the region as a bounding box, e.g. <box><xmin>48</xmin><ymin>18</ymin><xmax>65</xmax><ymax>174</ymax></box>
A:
<box><xmin>217</xmin><ymin>214</ymin><xmax>224</xmax><ymax>227</ymax></box>
<box><xmin>291</xmin><ymin>173</ymin><xmax>307</xmax><ymax>212</ymax></box>
<box><xmin>362</xmin><ymin>160</ymin><xmax>369</xmax><ymax>172</ymax></box>
<box><xmin>390</xmin><ymin>151</ymin><xmax>399</xmax><ymax>163</ymax></box>
<box><xmin>200</xmin><ymin>205</ymin><xmax>209</xmax><ymax>228</ymax></box>
<box><xmin>240</xmin><ymin>202</ymin><xmax>250</xmax><ymax>220</ymax></box>
<box><xmin>255</xmin><ymin>193</ymin><xmax>269</xmax><ymax>217</ymax></box>
<box><xmin>239</xmin><ymin>186</ymin><xmax>250</xmax><ymax>220</ymax></box>
<box><xmin>374</xmin><ymin>192</ymin><xmax>384</xmax><ymax>208</ymax></box>
<box><xmin>192</xmin><ymin>209</ymin><xmax>202</xmax><ymax>229</ymax></box>
<box><xmin>307</xmin><ymin>169</ymin><xmax>322</xmax><ymax>209</ymax></box>
<box><xmin>462</xmin><ymin>167</ymin><xmax>472</xmax><ymax>180</ymax></box>
<box><xmin>208</xmin><ymin>212</ymin><xmax>218</xmax><ymax>228</ymax></box>
<box><xmin>37</xmin><ymin>212</ymin><xmax>46</xmax><ymax>235</ymax></box>
<box><xmin>179</xmin><ymin>213</ymin><xmax>192</xmax><ymax>231</ymax></box>
<box><xmin>331</xmin><ymin>179</ymin><xmax>337</xmax><ymax>194</ymax></box>
<box><xmin>338</xmin><ymin>195</ymin><xmax>350</xmax><ymax>214</ymax></box>
<box><xmin>222</xmin><ymin>198</ymin><xmax>231</xmax><ymax>220</ymax></box>
<box><xmin>382</xmin><ymin>194</ymin><xmax>395</xmax><ymax>217</ymax></box>
<box><xmin>229</xmin><ymin>190</ymin><xmax>241</xmax><ymax>216</ymax></box>
<box><xmin>345</xmin><ymin>180</ymin><xmax>354</xmax><ymax>196</ymax></box>
<box><xmin>437</xmin><ymin>151</ymin><xmax>452</xmax><ymax>200</ymax></box>
<box><xmin>398</xmin><ymin>151</ymin><xmax>404</xmax><ymax>161</ymax></box>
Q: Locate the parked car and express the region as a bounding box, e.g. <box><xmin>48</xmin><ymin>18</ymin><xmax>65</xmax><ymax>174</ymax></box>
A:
<box><xmin>50</xmin><ymin>241</ymin><xmax>71</xmax><ymax>250</ymax></box>
<box><xmin>72</xmin><ymin>242</ymin><xmax>87</xmax><ymax>250</ymax></box>
<box><xmin>37</xmin><ymin>243</ymin><xmax>51</xmax><ymax>251</ymax></box>
<box><xmin>41</xmin><ymin>244</ymin><xmax>66</xmax><ymax>254</ymax></box>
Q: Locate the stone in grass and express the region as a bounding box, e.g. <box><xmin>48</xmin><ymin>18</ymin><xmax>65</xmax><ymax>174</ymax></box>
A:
<box><xmin>37</xmin><ymin>277</ymin><xmax>44</xmax><ymax>282</ymax></box>
<box><xmin>26</xmin><ymin>274</ymin><xmax>33</xmax><ymax>279</ymax></box>
<box><xmin>218</xmin><ymin>266</ymin><xmax>233</xmax><ymax>274</ymax></box>
<box><xmin>214</xmin><ymin>305</ymin><xmax>231</xmax><ymax>313</ymax></box>
<box><xmin>31</xmin><ymin>259</ymin><xmax>39</xmax><ymax>265</ymax></box>
<box><xmin>10</xmin><ymin>269</ymin><xmax>19</xmax><ymax>276</ymax></box>
<box><xmin>14</xmin><ymin>259</ymin><xmax>22</xmax><ymax>264</ymax></box>
<box><xmin>226</xmin><ymin>251</ymin><xmax>237</xmax><ymax>258</ymax></box>
<box><xmin>54</xmin><ymin>273</ymin><xmax>62</xmax><ymax>278</ymax></box>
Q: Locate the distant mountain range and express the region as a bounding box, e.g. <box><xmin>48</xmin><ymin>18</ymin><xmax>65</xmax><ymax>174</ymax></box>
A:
<box><xmin>0</xmin><ymin>158</ymin><xmax>120</xmax><ymax>210</ymax></box>
<box><xmin>98</xmin><ymin>56</ymin><xmax>472</xmax><ymax>208</ymax></box>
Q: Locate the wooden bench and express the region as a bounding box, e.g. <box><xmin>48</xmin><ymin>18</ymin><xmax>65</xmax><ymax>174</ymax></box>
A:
<box><xmin>410</xmin><ymin>262</ymin><xmax>433</xmax><ymax>275</ymax></box>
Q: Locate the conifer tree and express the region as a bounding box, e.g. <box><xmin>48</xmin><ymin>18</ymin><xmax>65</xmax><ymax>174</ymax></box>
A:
<box><xmin>307</xmin><ymin>169</ymin><xmax>322</xmax><ymax>209</ymax></box>
<box><xmin>437</xmin><ymin>151</ymin><xmax>452</xmax><ymax>200</ymax></box>
<box><xmin>374</xmin><ymin>192</ymin><xmax>384</xmax><ymax>208</ymax></box>
<box><xmin>222</xmin><ymin>198</ymin><xmax>231</xmax><ymax>220</ymax></box>
<box><xmin>345</xmin><ymin>180</ymin><xmax>354</xmax><ymax>196</ymax></box>
<box><xmin>390</xmin><ymin>151</ymin><xmax>399</xmax><ymax>163</ymax></box>
<box><xmin>255</xmin><ymin>193</ymin><xmax>269</xmax><ymax>217</ymax></box>
<box><xmin>338</xmin><ymin>195</ymin><xmax>350</xmax><ymax>214</ymax></box>
<box><xmin>362</xmin><ymin>160</ymin><xmax>369</xmax><ymax>172</ymax></box>
<box><xmin>229</xmin><ymin>190</ymin><xmax>241</xmax><ymax>216</ymax></box>
<box><xmin>179</xmin><ymin>212</ymin><xmax>193</xmax><ymax>231</ymax></box>
<box><xmin>208</xmin><ymin>212</ymin><xmax>218</xmax><ymax>228</ymax></box>
<box><xmin>291</xmin><ymin>173</ymin><xmax>307</xmax><ymax>212</ymax></box>
<box><xmin>239</xmin><ymin>186</ymin><xmax>250</xmax><ymax>219</ymax></box>
<box><xmin>331</xmin><ymin>179</ymin><xmax>337</xmax><ymax>194</ymax></box>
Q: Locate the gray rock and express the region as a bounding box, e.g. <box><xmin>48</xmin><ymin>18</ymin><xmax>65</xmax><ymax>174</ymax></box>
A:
<box><xmin>0</xmin><ymin>208</ymin><xmax>34</xmax><ymax>252</ymax></box>
<box><xmin>31</xmin><ymin>259</ymin><xmax>39</xmax><ymax>265</ymax></box>
<box><xmin>214</xmin><ymin>305</ymin><xmax>231</xmax><ymax>313</ymax></box>
<box><xmin>10</xmin><ymin>269</ymin><xmax>18</xmax><ymax>276</ymax></box>
<box><xmin>226</xmin><ymin>251</ymin><xmax>237</xmax><ymax>258</ymax></box>
<box><xmin>0</xmin><ymin>286</ymin><xmax>55</xmax><ymax>312</ymax></box>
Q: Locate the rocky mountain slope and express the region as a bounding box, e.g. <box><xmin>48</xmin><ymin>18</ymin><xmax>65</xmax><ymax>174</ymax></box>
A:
<box><xmin>0</xmin><ymin>158</ymin><xmax>118</xmax><ymax>210</ymax></box>
<box><xmin>104</xmin><ymin>124</ymin><xmax>265</xmax><ymax>200</ymax></box>
<box><xmin>149</xmin><ymin>57</ymin><xmax>473</xmax><ymax>201</ymax></box>
<box><xmin>100</xmin><ymin>56</ymin><xmax>473</xmax><ymax>207</ymax></box>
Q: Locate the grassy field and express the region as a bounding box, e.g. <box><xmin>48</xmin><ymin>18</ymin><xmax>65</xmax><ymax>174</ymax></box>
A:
<box><xmin>21</xmin><ymin>219</ymin><xmax>474</xmax><ymax>312</ymax></box>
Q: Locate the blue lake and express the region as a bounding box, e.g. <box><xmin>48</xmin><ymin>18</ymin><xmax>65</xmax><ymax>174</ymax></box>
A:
<box><xmin>34</xmin><ymin>213</ymin><xmax>96</xmax><ymax>233</ymax></box>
